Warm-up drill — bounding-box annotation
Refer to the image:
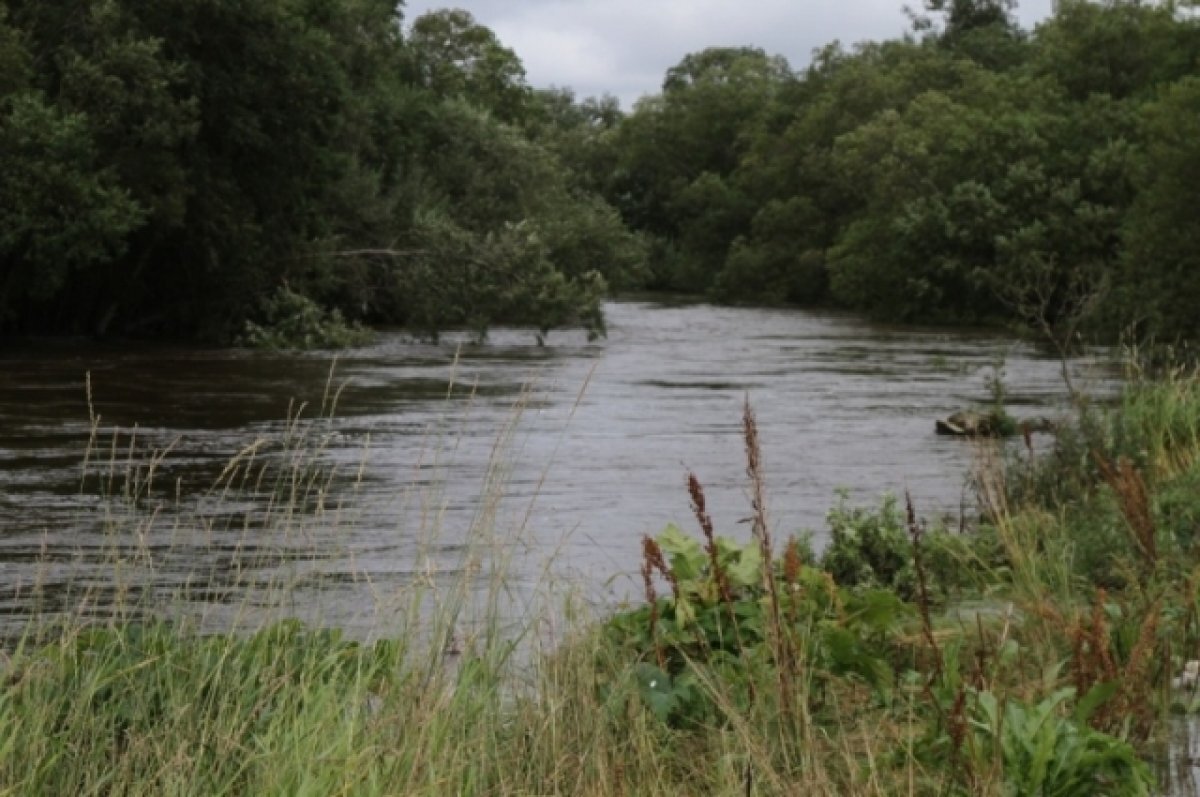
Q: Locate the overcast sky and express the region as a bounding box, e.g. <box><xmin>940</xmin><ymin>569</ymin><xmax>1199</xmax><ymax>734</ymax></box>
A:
<box><xmin>402</xmin><ymin>0</ymin><xmax>1056</xmax><ymax>108</ymax></box>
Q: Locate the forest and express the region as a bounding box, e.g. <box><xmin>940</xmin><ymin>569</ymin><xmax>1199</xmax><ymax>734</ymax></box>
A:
<box><xmin>1</xmin><ymin>0</ymin><xmax>1199</xmax><ymax>343</ymax></box>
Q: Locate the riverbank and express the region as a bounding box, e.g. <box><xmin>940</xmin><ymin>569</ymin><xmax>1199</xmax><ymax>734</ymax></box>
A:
<box><xmin>3</xmin><ymin>365</ymin><xmax>1200</xmax><ymax>794</ymax></box>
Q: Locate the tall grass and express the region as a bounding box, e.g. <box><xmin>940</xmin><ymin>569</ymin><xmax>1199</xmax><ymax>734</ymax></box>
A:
<box><xmin>0</xmin><ymin>365</ymin><xmax>556</xmax><ymax>794</ymax></box>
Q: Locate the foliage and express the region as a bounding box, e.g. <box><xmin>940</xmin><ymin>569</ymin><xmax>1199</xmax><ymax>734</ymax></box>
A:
<box><xmin>1119</xmin><ymin>76</ymin><xmax>1200</xmax><ymax>340</ymax></box>
<box><xmin>0</xmin><ymin>0</ymin><xmax>634</xmax><ymax>343</ymax></box>
<box><xmin>604</xmin><ymin>522</ymin><xmax>906</xmax><ymax>727</ymax></box>
<box><xmin>606</xmin><ymin>46</ymin><xmax>793</xmax><ymax>292</ymax></box>
<box><xmin>820</xmin><ymin>493</ymin><xmax>978</xmax><ymax>600</ymax></box>
<box><xmin>6</xmin><ymin>0</ymin><xmax>1200</xmax><ymax>344</ymax></box>
<box><xmin>237</xmin><ymin>285</ymin><xmax>373</xmax><ymax>350</ymax></box>
<box><xmin>597</xmin><ymin>0</ymin><xmax>1200</xmax><ymax>343</ymax></box>
<box><xmin>963</xmin><ymin>688</ymin><xmax>1152</xmax><ymax>795</ymax></box>
<box><xmin>408</xmin><ymin>8</ymin><xmax>531</xmax><ymax>124</ymax></box>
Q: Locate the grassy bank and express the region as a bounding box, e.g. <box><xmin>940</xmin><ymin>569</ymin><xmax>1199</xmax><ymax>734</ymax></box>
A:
<box><xmin>6</xmin><ymin>370</ymin><xmax>1200</xmax><ymax>794</ymax></box>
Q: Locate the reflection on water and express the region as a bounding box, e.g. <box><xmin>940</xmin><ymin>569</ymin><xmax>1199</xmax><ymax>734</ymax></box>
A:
<box><xmin>0</xmin><ymin>300</ymin><xmax>1119</xmax><ymax>635</ymax></box>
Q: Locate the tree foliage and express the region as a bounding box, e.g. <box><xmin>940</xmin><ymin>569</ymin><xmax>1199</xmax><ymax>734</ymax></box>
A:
<box><xmin>5</xmin><ymin>0</ymin><xmax>1200</xmax><ymax>344</ymax></box>
<box><xmin>0</xmin><ymin>0</ymin><xmax>633</xmax><ymax>343</ymax></box>
<box><xmin>598</xmin><ymin>0</ymin><xmax>1200</xmax><ymax>342</ymax></box>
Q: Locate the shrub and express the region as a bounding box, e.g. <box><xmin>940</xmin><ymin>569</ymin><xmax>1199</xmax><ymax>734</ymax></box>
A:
<box><xmin>819</xmin><ymin>493</ymin><xmax>980</xmax><ymax>601</ymax></box>
<box><xmin>238</xmin><ymin>285</ymin><xmax>373</xmax><ymax>350</ymax></box>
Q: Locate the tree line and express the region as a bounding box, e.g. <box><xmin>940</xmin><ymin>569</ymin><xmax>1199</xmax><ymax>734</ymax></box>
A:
<box><xmin>598</xmin><ymin>0</ymin><xmax>1200</xmax><ymax>343</ymax></box>
<box><xmin>0</xmin><ymin>1</ymin><xmax>642</xmax><ymax>342</ymax></box>
<box><xmin>1</xmin><ymin>0</ymin><xmax>1199</xmax><ymax>344</ymax></box>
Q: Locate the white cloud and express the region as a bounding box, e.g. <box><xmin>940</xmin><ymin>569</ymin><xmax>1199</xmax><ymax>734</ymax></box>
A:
<box><xmin>402</xmin><ymin>0</ymin><xmax>1057</xmax><ymax>107</ymax></box>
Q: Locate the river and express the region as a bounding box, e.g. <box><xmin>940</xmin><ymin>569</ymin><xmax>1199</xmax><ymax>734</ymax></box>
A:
<box><xmin>0</xmin><ymin>300</ymin><xmax>1116</xmax><ymax>635</ymax></box>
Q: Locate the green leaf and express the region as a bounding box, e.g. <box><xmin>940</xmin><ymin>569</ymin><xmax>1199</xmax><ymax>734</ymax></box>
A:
<box><xmin>725</xmin><ymin>542</ymin><xmax>762</xmax><ymax>588</ymax></box>
<box><xmin>657</xmin><ymin>524</ymin><xmax>706</xmax><ymax>582</ymax></box>
<box><xmin>631</xmin><ymin>663</ymin><xmax>676</xmax><ymax>722</ymax></box>
<box><xmin>1073</xmin><ymin>681</ymin><xmax>1117</xmax><ymax>725</ymax></box>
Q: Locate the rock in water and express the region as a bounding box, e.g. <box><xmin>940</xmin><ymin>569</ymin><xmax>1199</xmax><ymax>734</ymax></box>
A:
<box><xmin>935</xmin><ymin>410</ymin><xmax>993</xmax><ymax>437</ymax></box>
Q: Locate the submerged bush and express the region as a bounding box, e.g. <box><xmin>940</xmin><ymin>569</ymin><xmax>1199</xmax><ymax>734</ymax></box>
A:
<box><xmin>238</xmin><ymin>285</ymin><xmax>373</xmax><ymax>350</ymax></box>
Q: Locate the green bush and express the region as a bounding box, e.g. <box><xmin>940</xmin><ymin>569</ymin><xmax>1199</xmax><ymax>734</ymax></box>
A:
<box><xmin>819</xmin><ymin>494</ymin><xmax>980</xmax><ymax>601</ymax></box>
<box><xmin>968</xmin><ymin>688</ymin><xmax>1152</xmax><ymax>796</ymax></box>
<box><xmin>238</xmin><ymin>285</ymin><xmax>373</xmax><ymax>350</ymax></box>
<box><xmin>603</xmin><ymin>524</ymin><xmax>907</xmax><ymax>727</ymax></box>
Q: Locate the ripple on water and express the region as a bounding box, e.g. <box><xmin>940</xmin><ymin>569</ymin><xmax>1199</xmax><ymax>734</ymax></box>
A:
<box><xmin>0</xmin><ymin>300</ymin><xmax>1120</xmax><ymax>633</ymax></box>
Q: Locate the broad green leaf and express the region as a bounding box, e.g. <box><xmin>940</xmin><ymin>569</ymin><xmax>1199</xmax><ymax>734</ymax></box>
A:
<box><xmin>631</xmin><ymin>663</ymin><xmax>676</xmax><ymax>722</ymax></box>
<box><xmin>657</xmin><ymin>524</ymin><xmax>706</xmax><ymax>581</ymax></box>
<box><xmin>726</xmin><ymin>543</ymin><xmax>763</xmax><ymax>588</ymax></box>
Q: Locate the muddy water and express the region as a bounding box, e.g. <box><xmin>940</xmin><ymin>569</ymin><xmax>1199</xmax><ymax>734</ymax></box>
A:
<box><xmin>0</xmin><ymin>300</ymin><xmax>1117</xmax><ymax>634</ymax></box>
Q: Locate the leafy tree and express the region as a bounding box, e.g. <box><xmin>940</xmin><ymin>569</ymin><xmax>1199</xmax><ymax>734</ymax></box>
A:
<box><xmin>1032</xmin><ymin>0</ymin><xmax>1200</xmax><ymax>101</ymax></box>
<box><xmin>408</xmin><ymin>9</ymin><xmax>531</xmax><ymax>124</ymax></box>
<box><xmin>1119</xmin><ymin>77</ymin><xmax>1200</xmax><ymax>339</ymax></box>
<box><xmin>0</xmin><ymin>0</ymin><xmax>624</xmax><ymax>344</ymax></box>
<box><xmin>526</xmin><ymin>88</ymin><xmax>624</xmax><ymax>196</ymax></box>
<box><xmin>0</xmin><ymin>93</ymin><xmax>144</xmax><ymax>324</ymax></box>
<box><xmin>607</xmin><ymin>47</ymin><xmax>793</xmax><ymax>291</ymax></box>
<box><xmin>0</xmin><ymin>7</ymin><xmax>29</xmax><ymax>94</ymax></box>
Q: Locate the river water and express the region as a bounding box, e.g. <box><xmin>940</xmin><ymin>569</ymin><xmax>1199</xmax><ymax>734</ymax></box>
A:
<box><xmin>0</xmin><ymin>300</ymin><xmax>1117</xmax><ymax>635</ymax></box>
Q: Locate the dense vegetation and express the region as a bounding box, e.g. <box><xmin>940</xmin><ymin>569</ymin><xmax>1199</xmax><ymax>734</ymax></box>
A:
<box><xmin>599</xmin><ymin>0</ymin><xmax>1200</xmax><ymax>342</ymax></box>
<box><xmin>3</xmin><ymin>0</ymin><xmax>1200</xmax><ymax>344</ymax></box>
<box><xmin>7</xmin><ymin>371</ymin><xmax>1200</xmax><ymax>793</ymax></box>
<box><xmin>0</xmin><ymin>1</ymin><xmax>641</xmax><ymax>342</ymax></box>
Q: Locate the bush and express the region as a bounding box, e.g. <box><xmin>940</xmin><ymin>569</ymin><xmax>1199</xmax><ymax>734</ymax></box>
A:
<box><xmin>819</xmin><ymin>493</ymin><xmax>979</xmax><ymax>601</ymax></box>
<box><xmin>602</xmin><ymin>523</ymin><xmax>908</xmax><ymax>727</ymax></box>
<box><xmin>238</xmin><ymin>285</ymin><xmax>373</xmax><ymax>350</ymax></box>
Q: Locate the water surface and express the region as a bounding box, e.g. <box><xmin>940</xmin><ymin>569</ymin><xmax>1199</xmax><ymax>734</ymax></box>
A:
<box><xmin>0</xmin><ymin>301</ymin><xmax>1117</xmax><ymax>632</ymax></box>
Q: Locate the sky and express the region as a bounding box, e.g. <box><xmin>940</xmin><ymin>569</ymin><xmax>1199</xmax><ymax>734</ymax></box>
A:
<box><xmin>401</xmin><ymin>0</ymin><xmax>1057</xmax><ymax>108</ymax></box>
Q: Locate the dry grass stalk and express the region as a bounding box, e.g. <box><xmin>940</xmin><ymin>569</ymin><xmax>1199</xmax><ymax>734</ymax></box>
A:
<box><xmin>905</xmin><ymin>492</ymin><xmax>942</xmax><ymax>678</ymax></box>
<box><xmin>1070</xmin><ymin>589</ymin><xmax>1118</xmax><ymax>701</ymax></box>
<box><xmin>782</xmin><ymin>537</ymin><xmax>803</xmax><ymax>587</ymax></box>
<box><xmin>641</xmin><ymin>535</ymin><xmax>676</xmax><ymax>597</ymax></box>
<box><xmin>946</xmin><ymin>686</ymin><xmax>971</xmax><ymax>779</ymax></box>
<box><xmin>641</xmin><ymin>535</ymin><xmax>670</xmax><ymax>668</ymax></box>
<box><xmin>742</xmin><ymin>398</ymin><xmax>794</xmax><ymax>719</ymax></box>
<box><xmin>1118</xmin><ymin>599</ymin><xmax>1161</xmax><ymax>738</ymax></box>
<box><xmin>742</xmin><ymin>398</ymin><xmax>772</xmax><ymax>560</ymax></box>
<box><xmin>1095</xmin><ymin>455</ymin><xmax>1157</xmax><ymax>568</ymax></box>
<box><xmin>1069</xmin><ymin>590</ymin><xmax>1162</xmax><ymax>738</ymax></box>
<box><xmin>688</xmin><ymin>472</ymin><xmax>732</xmax><ymax>603</ymax></box>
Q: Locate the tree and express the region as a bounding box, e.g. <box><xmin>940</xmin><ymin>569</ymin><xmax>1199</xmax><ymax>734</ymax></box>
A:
<box><xmin>1033</xmin><ymin>0</ymin><xmax>1200</xmax><ymax>101</ymax></box>
<box><xmin>0</xmin><ymin>0</ymin><xmax>621</xmax><ymax>342</ymax></box>
<box><xmin>607</xmin><ymin>47</ymin><xmax>793</xmax><ymax>291</ymax></box>
<box><xmin>0</xmin><ymin>93</ymin><xmax>144</xmax><ymax>326</ymax></box>
<box><xmin>1119</xmin><ymin>77</ymin><xmax>1200</xmax><ymax>339</ymax></box>
<box><xmin>408</xmin><ymin>9</ymin><xmax>531</xmax><ymax>124</ymax></box>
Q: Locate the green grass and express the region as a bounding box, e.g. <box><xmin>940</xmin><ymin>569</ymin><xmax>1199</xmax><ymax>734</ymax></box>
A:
<box><xmin>9</xmin><ymin>367</ymin><xmax>1200</xmax><ymax>794</ymax></box>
